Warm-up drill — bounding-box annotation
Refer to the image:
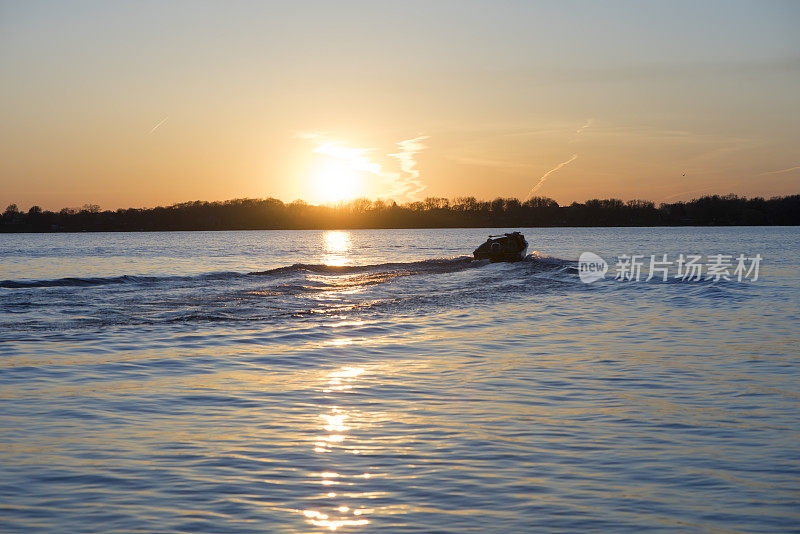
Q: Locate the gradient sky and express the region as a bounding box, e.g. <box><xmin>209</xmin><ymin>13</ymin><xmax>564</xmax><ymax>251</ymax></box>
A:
<box><xmin>1</xmin><ymin>0</ymin><xmax>799</xmax><ymax>210</ymax></box>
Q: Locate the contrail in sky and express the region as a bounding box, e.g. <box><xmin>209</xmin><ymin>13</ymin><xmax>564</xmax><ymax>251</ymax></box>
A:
<box><xmin>148</xmin><ymin>116</ymin><xmax>169</xmax><ymax>134</ymax></box>
<box><xmin>757</xmin><ymin>165</ymin><xmax>800</xmax><ymax>176</ymax></box>
<box><xmin>575</xmin><ymin>118</ymin><xmax>593</xmax><ymax>136</ymax></box>
<box><xmin>569</xmin><ymin>118</ymin><xmax>594</xmax><ymax>143</ymax></box>
<box><xmin>657</xmin><ymin>186</ymin><xmax>717</xmax><ymax>202</ymax></box>
<box><xmin>527</xmin><ymin>154</ymin><xmax>578</xmax><ymax>198</ymax></box>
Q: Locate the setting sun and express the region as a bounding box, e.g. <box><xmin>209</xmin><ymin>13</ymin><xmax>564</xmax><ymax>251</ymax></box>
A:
<box><xmin>310</xmin><ymin>160</ymin><xmax>362</xmax><ymax>204</ymax></box>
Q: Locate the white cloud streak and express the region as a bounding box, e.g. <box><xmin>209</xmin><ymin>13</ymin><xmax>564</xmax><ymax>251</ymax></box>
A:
<box><xmin>527</xmin><ymin>154</ymin><xmax>577</xmax><ymax>198</ymax></box>
<box><xmin>303</xmin><ymin>133</ymin><xmax>429</xmax><ymax>201</ymax></box>
<box><xmin>657</xmin><ymin>186</ymin><xmax>717</xmax><ymax>202</ymax></box>
<box><xmin>387</xmin><ymin>136</ymin><xmax>428</xmax><ymax>200</ymax></box>
<box><xmin>757</xmin><ymin>165</ymin><xmax>800</xmax><ymax>176</ymax></box>
<box><xmin>569</xmin><ymin>118</ymin><xmax>594</xmax><ymax>144</ymax></box>
<box><xmin>148</xmin><ymin>116</ymin><xmax>169</xmax><ymax>134</ymax></box>
<box><xmin>575</xmin><ymin>118</ymin><xmax>594</xmax><ymax>136</ymax></box>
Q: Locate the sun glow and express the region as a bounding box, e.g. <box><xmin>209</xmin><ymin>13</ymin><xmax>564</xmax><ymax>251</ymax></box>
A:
<box><xmin>311</xmin><ymin>159</ymin><xmax>362</xmax><ymax>204</ymax></box>
<box><xmin>302</xmin><ymin>135</ymin><xmax>429</xmax><ymax>204</ymax></box>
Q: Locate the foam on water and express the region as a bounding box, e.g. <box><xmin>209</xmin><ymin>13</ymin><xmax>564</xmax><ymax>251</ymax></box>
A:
<box><xmin>0</xmin><ymin>256</ymin><xmax>581</xmax><ymax>334</ymax></box>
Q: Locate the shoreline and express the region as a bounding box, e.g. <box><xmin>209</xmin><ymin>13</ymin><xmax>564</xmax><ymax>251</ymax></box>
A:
<box><xmin>2</xmin><ymin>223</ymin><xmax>800</xmax><ymax>235</ymax></box>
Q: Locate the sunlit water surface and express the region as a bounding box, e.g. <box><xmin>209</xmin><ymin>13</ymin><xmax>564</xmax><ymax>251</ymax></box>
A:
<box><xmin>1</xmin><ymin>227</ymin><xmax>798</xmax><ymax>533</ymax></box>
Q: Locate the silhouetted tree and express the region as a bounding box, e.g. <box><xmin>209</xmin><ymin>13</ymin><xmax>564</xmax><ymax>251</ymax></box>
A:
<box><xmin>1</xmin><ymin>194</ymin><xmax>798</xmax><ymax>232</ymax></box>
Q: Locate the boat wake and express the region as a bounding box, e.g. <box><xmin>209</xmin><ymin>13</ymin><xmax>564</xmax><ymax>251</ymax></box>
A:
<box><xmin>0</xmin><ymin>256</ymin><xmax>572</xmax><ymax>290</ymax></box>
<box><xmin>0</xmin><ymin>252</ymin><xmax>751</xmax><ymax>337</ymax></box>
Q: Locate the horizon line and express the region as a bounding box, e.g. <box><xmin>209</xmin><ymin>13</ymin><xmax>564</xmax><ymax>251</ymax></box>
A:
<box><xmin>5</xmin><ymin>192</ymin><xmax>799</xmax><ymax>214</ymax></box>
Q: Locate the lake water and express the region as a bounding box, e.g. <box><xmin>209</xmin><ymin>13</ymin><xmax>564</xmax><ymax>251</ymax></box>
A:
<box><xmin>1</xmin><ymin>227</ymin><xmax>798</xmax><ymax>533</ymax></box>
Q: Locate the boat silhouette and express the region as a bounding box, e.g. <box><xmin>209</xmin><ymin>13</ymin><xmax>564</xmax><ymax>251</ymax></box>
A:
<box><xmin>473</xmin><ymin>232</ymin><xmax>528</xmax><ymax>262</ymax></box>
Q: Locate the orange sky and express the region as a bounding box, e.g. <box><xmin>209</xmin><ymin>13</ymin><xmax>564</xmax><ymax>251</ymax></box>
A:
<box><xmin>1</xmin><ymin>1</ymin><xmax>798</xmax><ymax>210</ymax></box>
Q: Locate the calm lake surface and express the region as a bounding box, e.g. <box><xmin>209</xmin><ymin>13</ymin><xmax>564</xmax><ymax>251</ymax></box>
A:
<box><xmin>1</xmin><ymin>227</ymin><xmax>798</xmax><ymax>533</ymax></box>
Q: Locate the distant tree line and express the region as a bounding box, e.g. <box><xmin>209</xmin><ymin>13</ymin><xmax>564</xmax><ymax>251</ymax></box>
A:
<box><xmin>1</xmin><ymin>194</ymin><xmax>798</xmax><ymax>232</ymax></box>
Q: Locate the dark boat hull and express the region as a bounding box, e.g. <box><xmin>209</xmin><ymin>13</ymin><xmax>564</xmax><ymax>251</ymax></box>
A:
<box><xmin>472</xmin><ymin>232</ymin><xmax>528</xmax><ymax>262</ymax></box>
<box><xmin>473</xmin><ymin>232</ymin><xmax>528</xmax><ymax>262</ymax></box>
<box><xmin>473</xmin><ymin>245</ymin><xmax>528</xmax><ymax>262</ymax></box>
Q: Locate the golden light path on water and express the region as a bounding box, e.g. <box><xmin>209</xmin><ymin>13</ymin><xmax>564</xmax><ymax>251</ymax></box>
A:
<box><xmin>282</xmin><ymin>230</ymin><xmax>376</xmax><ymax>530</ymax></box>
<box><xmin>321</xmin><ymin>231</ymin><xmax>353</xmax><ymax>267</ymax></box>
<box><xmin>298</xmin><ymin>366</ymin><xmax>372</xmax><ymax>531</ymax></box>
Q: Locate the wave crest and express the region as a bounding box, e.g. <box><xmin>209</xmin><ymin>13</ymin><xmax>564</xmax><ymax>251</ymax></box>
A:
<box><xmin>0</xmin><ymin>256</ymin><xmax>498</xmax><ymax>289</ymax></box>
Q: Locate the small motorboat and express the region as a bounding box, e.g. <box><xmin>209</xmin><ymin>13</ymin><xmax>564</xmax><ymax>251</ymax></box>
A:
<box><xmin>473</xmin><ymin>232</ymin><xmax>528</xmax><ymax>262</ymax></box>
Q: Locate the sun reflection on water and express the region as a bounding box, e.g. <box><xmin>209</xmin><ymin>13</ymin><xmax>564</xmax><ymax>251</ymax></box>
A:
<box><xmin>324</xmin><ymin>367</ymin><xmax>364</xmax><ymax>393</ymax></box>
<box><xmin>322</xmin><ymin>231</ymin><xmax>352</xmax><ymax>266</ymax></box>
<box><xmin>300</xmin><ymin>366</ymin><xmax>372</xmax><ymax>531</ymax></box>
<box><xmin>328</xmin><ymin>338</ymin><xmax>355</xmax><ymax>347</ymax></box>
